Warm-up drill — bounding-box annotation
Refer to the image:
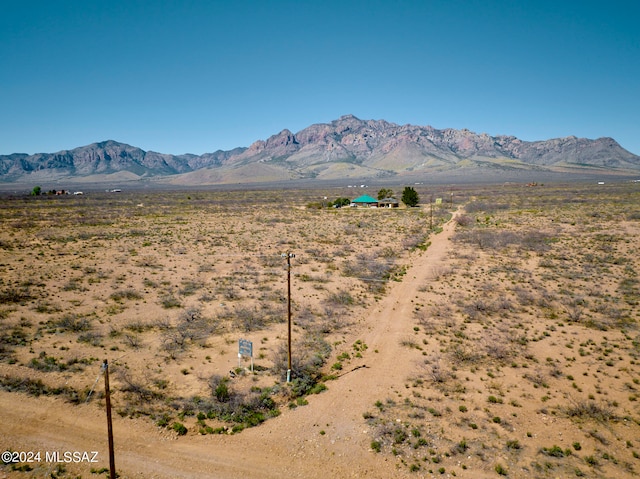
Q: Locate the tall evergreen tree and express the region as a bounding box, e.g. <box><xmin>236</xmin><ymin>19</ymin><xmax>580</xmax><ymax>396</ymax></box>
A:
<box><xmin>401</xmin><ymin>186</ymin><xmax>419</xmax><ymax>207</ymax></box>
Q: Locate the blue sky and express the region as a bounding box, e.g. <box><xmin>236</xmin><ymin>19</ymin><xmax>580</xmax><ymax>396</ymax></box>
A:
<box><xmin>1</xmin><ymin>0</ymin><xmax>639</xmax><ymax>155</ymax></box>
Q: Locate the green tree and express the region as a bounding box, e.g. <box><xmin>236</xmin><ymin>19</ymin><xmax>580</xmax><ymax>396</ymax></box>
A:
<box><xmin>31</xmin><ymin>186</ymin><xmax>42</xmax><ymax>196</ymax></box>
<box><xmin>401</xmin><ymin>187</ymin><xmax>419</xmax><ymax>207</ymax></box>
<box><xmin>377</xmin><ymin>188</ymin><xmax>394</xmax><ymax>200</ymax></box>
<box><xmin>330</xmin><ymin>197</ymin><xmax>351</xmax><ymax>208</ymax></box>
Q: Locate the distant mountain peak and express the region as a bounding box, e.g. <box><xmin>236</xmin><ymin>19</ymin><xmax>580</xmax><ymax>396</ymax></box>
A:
<box><xmin>337</xmin><ymin>114</ymin><xmax>360</xmax><ymax>121</ymax></box>
<box><xmin>1</xmin><ymin>117</ymin><xmax>639</xmax><ymax>184</ymax></box>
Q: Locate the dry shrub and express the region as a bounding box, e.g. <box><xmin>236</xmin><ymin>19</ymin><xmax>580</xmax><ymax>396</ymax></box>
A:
<box><xmin>161</xmin><ymin>308</ymin><xmax>216</xmax><ymax>357</ymax></box>
<box><xmin>326</xmin><ymin>290</ymin><xmax>356</xmax><ymax>307</ymax></box>
<box><xmin>110</xmin><ymin>288</ymin><xmax>143</xmax><ymax>302</ymax></box>
<box><xmin>55</xmin><ymin>314</ymin><xmax>91</xmax><ymax>332</ymax></box>
<box><xmin>123</xmin><ymin>333</ymin><xmax>142</xmax><ymax>349</ymax></box>
<box><xmin>423</xmin><ymin>356</ymin><xmax>451</xmax><ymax>384</ymax></box>
<box><xmin>315</xmin><ymin>306</ymin><xmax>349</xmax><ymax>333</ymax></box>
<box><xmin>0</xmin><ymin>287</ymin><xmax>37</xmax><ymax>304</ymax></box>
<box><xmin>462</xmin><ymin>297</ymin><xmax>496</xmax><ymax>321</ymax></box>
<box><xmin>431</xmin><ymin>265</ymin><xmax>453</xmax><ymax>281</ymax></box>
<box><xmin>449</xmin><ymin>344</ymin><xmax>483</xmax><ymax>364</ymax></box>
<box><xmin>483</xmin><ymin>336</ymin><xmax>512</xmax><ymax>361</ymax></box>
<box><xmin>454</xmin><ymin>214</ymin><xmax>473</xmax><ymax>227</ymax></box>
<box><xmin>117</xmin><ymin>369</ymin><xmax>164</xmax><ymax>404</ymax></box>
<box><xmin>342</xmin><ymin>252</ymin><xmax>395</xmax><ymax>293</ymax></box>
<box><xmin>465</xmin><ymin>201</ymin><xmax>510</xmax><ymax>214</ymax></box>
<box><xmin>564</xmin><ymin>400</ymin><xmax>617</xmax><ymax>423</ymax></box>
<box><xmin>430</xmin><ymin>302</ymin><xmax>453</xmax><ymax>320</ymax></box>
<box><xmin>455</xmin><ymin>228</ymin><xmax>551</xmax><ymax>253</ymax></box>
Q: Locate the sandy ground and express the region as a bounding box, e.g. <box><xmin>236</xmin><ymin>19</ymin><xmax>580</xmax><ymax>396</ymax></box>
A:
<box><xmin>0</xmin><ymin>209</ymin><xmax>459</xmax><ymax>479</ymax></box>
<box><xmin>3</xmin><ymin>184</ymin><xmax>640</xmax><ymax>479</ymax></box>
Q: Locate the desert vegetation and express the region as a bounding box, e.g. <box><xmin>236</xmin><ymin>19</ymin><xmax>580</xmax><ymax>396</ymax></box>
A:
<box><xmin>364</xmin><ymin>182</ymin><xmax>640</xmax><ymax>477</ymax></box>
<box><xmin>1</xmin><ymin>182</ymin><xmax>639</xmax><ymax>478</ymax></box>
<box><xmin>0</xmin><ymin>188</ymin><xmax>447</xmax><ymax>440</ymax></box>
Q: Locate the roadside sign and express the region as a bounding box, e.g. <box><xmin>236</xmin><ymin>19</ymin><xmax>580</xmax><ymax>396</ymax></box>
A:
<box><xmin>238</xmin><ymin>339</ymin><xmax>254</xmax><ymax>372</ymax></box>
<box><xmin>239</xmin><ymin>339</ymin><xmax>253</xmax><ymax>357</ymax></box>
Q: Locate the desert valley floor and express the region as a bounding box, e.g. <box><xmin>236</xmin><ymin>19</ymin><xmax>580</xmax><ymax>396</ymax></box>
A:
<box><xmin>1</xmin><ymin>182</ymin><xmax>639</xmax><ymax>479</ymax></box>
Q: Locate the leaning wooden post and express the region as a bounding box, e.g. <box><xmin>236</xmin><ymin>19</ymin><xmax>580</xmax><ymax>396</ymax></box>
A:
<box><xmin>103</xmin><ymin>360</ymin><xmax>116</xmax><ymax>479</ymax></box>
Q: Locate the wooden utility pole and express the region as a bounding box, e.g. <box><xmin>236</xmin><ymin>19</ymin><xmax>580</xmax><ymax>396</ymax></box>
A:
<box><xmin>103</xmin><ymin>360</ymin><xmax>116</xmax><ymax>479</ymax></box>
<box><xmin>283</xmin><ymin>252</ymin><xmax>295</xmax><ymax>382</ymax></box>
<box><xmin>430</xmin><ymin>195</ymin><xmax>433</xmax><ymax>230</ymax></box>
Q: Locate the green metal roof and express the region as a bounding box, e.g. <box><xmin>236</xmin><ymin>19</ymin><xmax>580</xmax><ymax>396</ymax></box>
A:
<box><xmin>352</xmin><ymin>194</ymin><xmax>378</xmax><ymax>203</ymax></box>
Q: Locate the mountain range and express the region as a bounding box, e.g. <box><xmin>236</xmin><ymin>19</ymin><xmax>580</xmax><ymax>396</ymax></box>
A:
<box><xmin>2</xmin><ymin>115</ymin><xmax>639</xmax><ymax>185</ymax></box>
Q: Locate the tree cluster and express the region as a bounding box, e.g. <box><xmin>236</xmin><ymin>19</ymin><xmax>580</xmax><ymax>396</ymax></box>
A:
<box><xmin>329</xmin><ymin>197</ymin><xmax>351</xmax><ymax>208</ymax></box>
<box><xmin>377</xmin><ymin>188</ymin><xmax>394</xmax><ymax>200</ymax></box>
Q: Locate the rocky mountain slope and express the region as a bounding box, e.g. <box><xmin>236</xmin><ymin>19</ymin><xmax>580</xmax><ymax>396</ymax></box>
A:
<box><xmin>2</xmin><ymin>115</ymin><xmax>639</xmax><ymax>184</ymax></box>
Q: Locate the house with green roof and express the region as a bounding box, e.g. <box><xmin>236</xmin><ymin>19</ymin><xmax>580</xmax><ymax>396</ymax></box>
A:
<box><xmin>351</xmin><ymin>194</ymin><xmax>378</xmax><ymax>207</ymax></box>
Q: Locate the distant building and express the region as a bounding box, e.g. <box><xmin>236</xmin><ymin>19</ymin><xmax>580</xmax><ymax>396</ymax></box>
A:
<box><xmin>351</xmin><ymin>194</ymin><xmax>379</xmax><ymax>207</ymax></box>
<box><xmin>378</xmin><ymin>198</ymin><xmax>399</xmax><ymax>208</ymax></box>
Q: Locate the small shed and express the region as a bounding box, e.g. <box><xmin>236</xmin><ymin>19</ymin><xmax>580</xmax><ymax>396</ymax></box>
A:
<box><xmin>378</xmin><ymin>198</ymin><xmax>399</xmax><ymax>208</ymax></box>
<box><xmin>351</xmin><ymin>194</ymin><xmax>378</xmax><ymax>207</ymax></box>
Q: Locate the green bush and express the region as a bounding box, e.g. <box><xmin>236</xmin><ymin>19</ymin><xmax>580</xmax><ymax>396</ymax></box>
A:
<box><xmin>215</xmin><ymin>380</ymin><xmax>230</xmax><ymax>402</ymax></box>
<box><xmin>506</xmin><ymin>439</ymin><xmax>521</xmax><ymax>450</ymax></box>
<box><xmin>495</xmin><ymin>463</ymin><xmax>508</xmax><ymax>475</ymax></box>
<box><xmin>155</xmin><ymin>413</ymin><xmax>171</xmax><ymax>428</ymax></box>
<box><xmin>393</xmin><ymin>427</ymin><xmax>408</xmax><ymax>444</ymax></box>
<box><xmin>308</xmin><ymin>383</ymin><xmax>327</xmax><ymax>395</ymax></box>
<box><xmin>172</xmin><ymin>422</ymin><xmax>187</xmax><ymax>435</ymax></box>
<box><xmin>542</xmin><ymin>445</ymin><xmax>565</xmax><ymax>457</ymax></box>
